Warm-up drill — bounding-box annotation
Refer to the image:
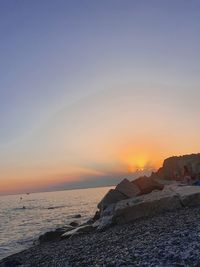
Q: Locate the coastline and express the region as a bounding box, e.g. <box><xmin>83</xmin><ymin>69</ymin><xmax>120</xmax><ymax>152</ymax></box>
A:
<box><xmin>1</xmin><ymin>206</ymin><xmax>200</xmax><ymax>267</ymax></box>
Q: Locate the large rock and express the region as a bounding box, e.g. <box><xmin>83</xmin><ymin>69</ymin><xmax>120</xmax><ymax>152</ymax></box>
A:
<box><xmin>92</xmin><ymin>210</ymin><xmax>100</xmax><ymax>221</ymax></box>
<box><xmin>97</xmin><ymin>179</ymin><xmax>140</xmax><ymax>212</ymax></box>
<box><xmin>93</xmin><ymin>215</ymin><xmax>113</xmax><ymax>231</ymax></box>
<box><xmin>92</xmin><ymin>184</ymin><xmax>200</xmax><ymax>232</ymax></box>
<box><xmin>116</xmin><ymin>178</ymin><xmax>140</xmax><ymax>197</ymax></box>
<box><xmin>69</xmin><ymin>221</ymin><xmax>79</xmax><ymax>227</ymax></box>
<box><xmin>61</xmin><ymin>225</ymin><xmax>94</xmax><ymax>238</ymax></box>
<box><xmin>151</xmin><ymin>153</ymin><xmax>200</xmax><ymax>181</ymax></box>
<box><xmin>101</xmin><ymin>203</ymin><xmax>116</xmax><ymax>217</ymax></box>
<box><xmin>164</xmin><ymin>184</ymin><xmax>200</xmax><ymax>207</ymax></box>
<box><xmin>112</xmin><ymin>188</ymin><xmax>182</xmax><ymax>224</ymax></box>
<box><xmin>38</xmin><ymin>226</ymin><xmax>74</xmax><ymax>243</ymax></box>
<box><xmin>109</xmin><ymin>185</ymin><xmax>200</xmax><ymax>224</ymax></box>
<box><xmin>132</xmin><ymin>176</ymin><xmax>164</xmax><ymax>195</ymax></box>
<box><xmin>97</xmin><ymin>189</ymin><xmax>127</xmax><ymax>211</ymax></box>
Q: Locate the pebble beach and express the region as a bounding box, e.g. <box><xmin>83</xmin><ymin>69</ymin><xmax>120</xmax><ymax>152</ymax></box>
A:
<box><xmin>1</xmin><ymin>205</ymin><xmax>200</xmax><ymax>267</ymax></box>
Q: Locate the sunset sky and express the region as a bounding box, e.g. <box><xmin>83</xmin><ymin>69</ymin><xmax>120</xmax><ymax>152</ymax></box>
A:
<box><xmin>1</xmin><ymin>0</ymin><xmax>200</xmax><ymax>195</ymax></box>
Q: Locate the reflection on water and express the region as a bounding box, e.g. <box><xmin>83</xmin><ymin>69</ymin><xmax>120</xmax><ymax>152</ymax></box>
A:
<box><xmin>0</xmin><ymin>187</ymin><xmax>112</xmax><ymax>260</ymax></box>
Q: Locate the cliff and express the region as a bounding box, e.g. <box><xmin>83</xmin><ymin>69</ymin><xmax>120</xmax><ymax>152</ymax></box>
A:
<box><xmin>151</xmin><ymin>153</ymin><xmax>200</xmax><ymax>181</ymax></box>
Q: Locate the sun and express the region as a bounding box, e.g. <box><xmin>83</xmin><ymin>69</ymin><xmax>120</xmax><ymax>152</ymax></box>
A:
<box><xmin>118</xmin><ymin>142</ymin><xmax>163</xmax><ymax>173</ymax></box>
<box><xmin>127</xmin><ymin>154</ymin><xmax>148</xmax><ymax>173</ymax></box>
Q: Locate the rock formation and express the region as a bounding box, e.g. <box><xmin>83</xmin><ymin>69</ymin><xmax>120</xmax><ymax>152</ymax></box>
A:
<box><xmin>94</xmin><ymin>184</ymin><xmax>200</xmax><ymax>231</ymax></box>
<box><xmin>115</xmin><ymin>178</ymin><xmax>140</xmax><ymax>197</ymax></box>
<box><xmin>151</xmin><ymin>153</ymin><xmax>200</xmax><ymax>181</ymax></box>
<box><xmin>132</xmin><ymin>176</ymin><xmax>164</xmax><ymax>195</ymax></box>
<box><xmin>94</xmin><ymin>153</ymin><xmax>200</xmax><ymax>230</ymax></box>
<box><xmin>97</xmin><ymin>188</ymin><xmax>128</xmax><ymax>212</ymax></box>
<box><xmin>112</xmin><ymin>185</ymin><xmax>200</xmax><ymax>224</ymax></box>
<box><xmin>53</xmin><ymin>153</ymin><xmax>200</xmax><ymax>239</ymax></box>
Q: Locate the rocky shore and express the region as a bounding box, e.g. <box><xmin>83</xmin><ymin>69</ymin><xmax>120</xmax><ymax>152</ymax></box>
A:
<box><xmin>1</xmin><ymin>206</ymin><xmax>200</xmax><ymax>267</ymax></box>
<box><xmin>2</xmin><ymin>153</ymin><xmax>200</xmax><ymax>267</ymax></box>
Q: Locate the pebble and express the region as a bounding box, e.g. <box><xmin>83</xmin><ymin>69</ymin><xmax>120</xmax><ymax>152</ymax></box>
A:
<box><xmin>2</xmin><ymin>206</ymin><xmax>200</xmax><ymax>266</ymax></box>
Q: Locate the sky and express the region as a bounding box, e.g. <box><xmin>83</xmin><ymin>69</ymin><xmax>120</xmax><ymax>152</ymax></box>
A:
<box><xmin>1</xmin><ymin>0</ymin><xmax>200</xmax><ymax>195</ymax></box>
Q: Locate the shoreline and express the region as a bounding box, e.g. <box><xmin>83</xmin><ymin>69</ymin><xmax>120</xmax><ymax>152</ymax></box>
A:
<box><xmin>1</xmin><ymin>206</ymin><xmax>200</xmax><ymax>267</ymax></box>
<box><xmin>0</xmin><ymin>185</ymin><xmax>115</xmax><ymax>198</ymax></box>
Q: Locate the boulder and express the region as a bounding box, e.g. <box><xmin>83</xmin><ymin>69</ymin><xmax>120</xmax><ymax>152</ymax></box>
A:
<box><xmin>86</xmin><ymin>218</ymin><xmax>95</xmax><ymax>225</ymax></box>
<box><xmin>164</xmin><ymin>184</ymin><xmax>200</xmax><ymax>207</ymax></box>
<box><xmin>132</xmin><ymin>176</ymin><xmax>164</xmax><ymax>195</ymax></box>
<box><xmin>116</xmin><ymin>178</ymin><xmax>140</xmax><ymax>197</ymax></box>
<box><xmin>97</xmin><ymin>179</ymin><xmax>140</xmax><ymax>212</ymax></box>
<box><xmin>93</xmin><ymin>210</ymin><xmax>100</xmax><ymax>221</ymax></box>
<box><xmin>62</xmin><ymin>225</ymin><xmax>94</xmax><ymax>238</ymax></box>
<box><xmin>101</xmin><ymin>203</ymin><xmax>116</xmax><ymax>217</ymax></box>
<box><xmin>38</xmin><ymin>226</ymin><xmax>74</xmax><ymax>243</ymax></box>
<box><xmin>151</xmin><ymin>153</ymin><xmax>200</xmax><ymax>181</ymax></box>
<box><xmin>97</xmin><ymin>189</ymin><xmax>127</xmax><ymax>211</ymax></box>
<box><xmin>85</xmin><ymin>211</ymin><xmax>100</xmax><ymax>225</ymax></box>
<box><xmin>69</xmin><ymin>221</ymin><xmax>79</xmax><ymax>227</ymax></box>
<box><xmin>112</xmin><ymin>189</ymin><xmax>182</xmax><ymax>224</ymax></box>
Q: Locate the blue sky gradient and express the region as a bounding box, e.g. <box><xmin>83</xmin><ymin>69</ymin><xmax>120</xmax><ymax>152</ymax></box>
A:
<box><xmin>1</xmin><ymin>0</ymin><xmax>200</xmax><ymax>194</ymax></box>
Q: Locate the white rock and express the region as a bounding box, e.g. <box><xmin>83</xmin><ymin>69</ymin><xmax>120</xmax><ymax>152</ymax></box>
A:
<box><xmin>165</xmin><ymin>184</ymin><xmax>200</xmax><ymax>207</ymax></box>
<box><xmin>112</xmin><ymin>188</ymin><xmax>182</xmax><ymax>224</ymax></box>
<box><xmin>93</xmin><ymin>215</ymin><xmax>113</xmax><ymax>231</ymax></box>
<box><xmin>61</xmin><ymin>225</ymin><xmax>94</xmax><ymax>238</ymax></box>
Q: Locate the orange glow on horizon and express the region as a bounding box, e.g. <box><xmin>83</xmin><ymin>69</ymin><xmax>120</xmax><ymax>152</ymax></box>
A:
<box><xmin>127</xmin><ymin>154</ymin><xmax>149</xmax><ymax>172</ymax></box>
<box><xmin>0</xmin><ymin>137</ymin><xmax>170</xmax><ymax>195</ymax></box>
<box><xmin>116</xmin><ymin>139</ymin><xmax>166</xmax><ymax>174</ymax></box>
<box><xmin>0</xmin><ymin>164</ymin><xmax>106</xmax><ymax>194</ymax></box>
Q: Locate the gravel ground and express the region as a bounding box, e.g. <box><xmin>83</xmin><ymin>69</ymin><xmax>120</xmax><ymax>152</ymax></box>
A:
<box><xmin>1</xmin><ymin>206</ymin><xmax>200</xmax><ymax>267</ymax></box>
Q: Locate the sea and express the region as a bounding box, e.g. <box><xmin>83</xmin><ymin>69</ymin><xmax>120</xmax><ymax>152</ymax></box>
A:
<box><xmin>0</xmin><ymin>186</ymin><xmax>112</xmax><ymax>260</ymax></box>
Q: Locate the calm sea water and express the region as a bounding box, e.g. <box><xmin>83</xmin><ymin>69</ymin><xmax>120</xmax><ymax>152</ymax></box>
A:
<box><xmin>0</xmin><ymin>186</ymin><xmax>112</xmax><ymax>260</ymax></box>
